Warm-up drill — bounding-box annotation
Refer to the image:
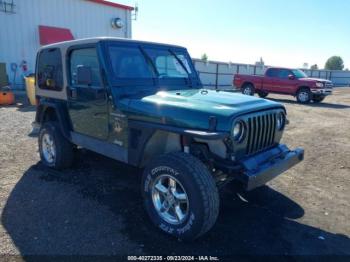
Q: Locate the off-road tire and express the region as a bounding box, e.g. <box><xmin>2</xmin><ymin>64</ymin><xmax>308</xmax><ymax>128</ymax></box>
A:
<box><xmin>242</xmin><ymin>83</ymin><xmax>255</xmax><ymax>96</ymax></box>
<box><xmin>258</xmin><ymin>91</ymin><xmax>268</xmax><ymax>98</ymax></box>
<box><xmin>39</xmin><ymin>121</ymin><xmax>74</xmax><ymax>169</ymax></box>
<box><xmin>296</xmin><ymin>88</ymin><xmax>311</xmax><ymax>103</ymax></box>
<box><xmin>313</xmin><ymin>96</ymin><xmax>325</xmax><ymax>103</ymax></box>
<box><xmin>142</xmin><ymin>152</ymin><xmax>219</xmax><ymax>240</ymax></box>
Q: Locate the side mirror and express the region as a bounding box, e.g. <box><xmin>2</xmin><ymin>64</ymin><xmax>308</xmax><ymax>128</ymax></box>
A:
<box><xmin>76</xmin><ymin>66</ymin><xmax>92</xmax><ymax>85</ymax></box>
<box><xmin>288</xmin><ymin>74</ymin><xmax>295</xmax><ymax>80</ymax></box>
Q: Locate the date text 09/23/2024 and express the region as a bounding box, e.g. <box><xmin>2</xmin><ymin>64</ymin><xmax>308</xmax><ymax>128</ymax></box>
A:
<box><xmin>127</xmin><ymin>256</ymin><xmax>219</xmax><ymax>261</ymax></box>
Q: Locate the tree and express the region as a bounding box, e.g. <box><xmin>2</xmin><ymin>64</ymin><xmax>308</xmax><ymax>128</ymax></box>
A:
<box><xmin>201</xmin><ymin>53</ymin><xmax>208</xmax><ymax>62</ymax></box>
<box><xmin>310</xmin><ymin>64</ymin><xmax>318</xmax><ymax>70</ymax></box>
<box><xmin>325</xmin><ymin>56</ymin><xmax>344</xmax><ymax>70</ymax></box>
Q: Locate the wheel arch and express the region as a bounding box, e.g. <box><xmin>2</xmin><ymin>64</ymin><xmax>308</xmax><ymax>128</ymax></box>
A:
<box><xmin>296</xmin><ymin>85</ymin><xmax>311</xmax><ymax>95</ymax></box>
<box><xmin>127</xmin><ymin>120</ymin><xmax>228</xmax><ymax>167</ymax></box>
<box><xmin>242</xmin><ymin>81</ymin><xmax>255</xmax><ymax>89</ymax></box>
<box><xmin>139</xmin><ymin>130</ymin><xmax>182</xmax><ymax>167</ymax></box>
<box><xmin>36</xmin><ymin>100</ymin><xmax>72</xmax><ymax>140</ymax></box>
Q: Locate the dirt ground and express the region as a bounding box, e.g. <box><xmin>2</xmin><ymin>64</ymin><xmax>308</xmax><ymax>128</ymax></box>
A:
<box><xmin>0</xmin><ymin>88</ymin><xmax>349</xmax><ymax>258</ymax></box>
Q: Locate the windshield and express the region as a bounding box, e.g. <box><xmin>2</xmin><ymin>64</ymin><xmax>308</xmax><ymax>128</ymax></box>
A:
<box><xmin>143</xmin><ymin>48</ymin><xmax>192</xmax><ymax>78</ymax></box>
<box><xmin>107</xmin><ymin>44</ymin><xmax>198</xmax><ymax>88</ymax></box>
<box><xmin>108</xmin><ymin>46</ymin><xmax>155</xmax><ymax>78</ymax></box>
<box><xmin>292</xmin><ymin>69</ymin><xmax>308</xmax><ymax>79</ymax></box>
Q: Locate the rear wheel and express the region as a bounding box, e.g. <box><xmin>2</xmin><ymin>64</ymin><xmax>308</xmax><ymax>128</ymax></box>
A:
<box><xmin>142</xmin><ymin>152</ymin><xmax>219</xmax><ymax>240</ymax></box>
<box><xmin>296</xmin><ymin>88</ymin><xmax>311</xmax><ymax>103</ymax></box>
<box><xmin>39</xmin><ymin>121</ymin><xmax>74</xmax><ymax>169</ymax></box>
<box><xmin>258</xmin><ymin>91</ymin><xmax>268</xmax><ymax>98</ymax></box>
<box><xmin>242</xmin><ymin>84</ymin><xmax>255</xmax><ymax>96</ymax></box>
<box><xmin>313</xmin><ymin>96</ymin><xmax>325</xmax><ymax>103</ymax></box>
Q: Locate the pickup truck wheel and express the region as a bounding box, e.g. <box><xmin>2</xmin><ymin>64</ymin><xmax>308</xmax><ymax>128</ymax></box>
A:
<box><xmin>296</xmin><ymin>88</ymin><xmax>311</xmax><ymax>103</ymax></box>
<box><xmin>242</xmin><ymin>84</ymin><xmax>255</xmax><ymax>96</ymax></box>
<box><xmin>313</xmin><ymin>96</ymin><xmax>325</xmax><ymax>103</ymax></box>
<box><xmin>258</xmin><ymin>91</ymin><xmax>268</xmax><ymax>98</ymax></box>
<box><xmin>39</xmin><ymin>121</ymin><xmax>74</xmax><ymax>169</ymax></box>
<box><xmin>142</xmin><ymin>152</ymin><xmax>219</xmax><ymax>240</ymax></box>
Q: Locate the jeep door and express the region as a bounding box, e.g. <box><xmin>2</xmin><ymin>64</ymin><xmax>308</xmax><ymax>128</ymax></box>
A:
<box><xmin>67</xmin><ymin>46</ymin><xmax>109</xmax><ymax>139</ymax></box>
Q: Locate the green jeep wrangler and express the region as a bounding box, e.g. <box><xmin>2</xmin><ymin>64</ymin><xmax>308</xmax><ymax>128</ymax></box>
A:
<box><xmin>34</xmin><ymin>37</ymin><xmax>304</xmax><ymax>240</ymax></box>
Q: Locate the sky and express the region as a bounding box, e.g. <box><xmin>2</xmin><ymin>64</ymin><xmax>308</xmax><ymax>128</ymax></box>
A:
<box><xmin>116</xmin><ymin>0</ymin><xmax>349</xmax><ymax>69</ymax></box>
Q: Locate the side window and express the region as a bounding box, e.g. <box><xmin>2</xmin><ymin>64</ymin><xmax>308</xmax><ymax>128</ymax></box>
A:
<box><xmin>37</xmin><ymin>48</ymin><xmax>63</xmax><ymax>91</ymax></box>
<box><xmin>278</xmin><ymin>69</ymin><xmax>292</xmax><ymax>79</ymax></box>
<box><xmin>70</xmin><ymin>48</ymin><xmax>101</xmax><ymax>86</ymax></box>
<box><xmin>266</xmin><ymin>68</ymin><xmax>278</xmax><ymax>78</ymax></box>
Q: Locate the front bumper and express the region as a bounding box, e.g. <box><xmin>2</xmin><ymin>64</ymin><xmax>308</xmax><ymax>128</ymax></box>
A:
<box><xmin>239</xmin><ymin>145</ymin><xmax>304</xmax><ymax>190</ymax></box>
<box><xmin>311</xmin><ymin>88</ymin><xmax>332</xmax><ymax>96</ymax></box>
<box><xmin>214</xmin><ymin>144</ymin><xmax>304</xmax><ymax>191</ymax></box>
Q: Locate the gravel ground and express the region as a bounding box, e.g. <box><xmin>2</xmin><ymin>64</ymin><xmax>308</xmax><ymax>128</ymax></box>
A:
<box><xmin>0</xmin><ymin>89</ymin><xmax>349</xmax><ymax>258</ymax></box>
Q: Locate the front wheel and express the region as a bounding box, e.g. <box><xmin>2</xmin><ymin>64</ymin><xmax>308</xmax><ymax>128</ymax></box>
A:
<box><xmin>142</xmin><ymin>152</ymin><xmax>219</xmax><ymax>240</ymax></box>
<box><xmin>241</xmin><ymin>84</ymin><xmax>255</xmax><ymax>96</ymax></box>
<box><xmin>296</xmin><ymin>88</ymin><xmax>311</xmax><ymax>103</ymax></box>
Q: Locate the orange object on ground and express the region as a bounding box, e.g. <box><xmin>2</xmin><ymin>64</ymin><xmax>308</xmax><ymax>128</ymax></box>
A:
<box><xmin>0</xmin><ymin>91</ymin><xmax>15</xmax><ymax>105</ymax></box>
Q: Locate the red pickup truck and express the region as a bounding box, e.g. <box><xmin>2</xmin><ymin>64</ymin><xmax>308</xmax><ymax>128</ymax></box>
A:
<box><xmin>233</xmin><ymin>67</ymin><xmax>333</xmax><ymax>103</ymax></box>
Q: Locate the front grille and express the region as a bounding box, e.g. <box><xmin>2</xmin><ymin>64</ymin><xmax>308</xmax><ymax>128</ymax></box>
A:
<box><xmin>325</xmin><ymin>82</ymin><xmax>333</xmax><ymax>88</ymax></box>
<box><xmin>246</xmin><ymin>113</ymin><xmax>277</xmax><ymax>155</ymax></box>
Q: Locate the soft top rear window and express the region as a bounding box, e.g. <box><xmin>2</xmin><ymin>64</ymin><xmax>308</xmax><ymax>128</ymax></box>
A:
<box><xmin>37</xmin><ymin>48</ymin><xmax>63</xmax><ymax>91</ymax></box>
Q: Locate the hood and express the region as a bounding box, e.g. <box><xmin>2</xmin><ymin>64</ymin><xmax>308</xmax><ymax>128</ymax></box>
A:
<box><xmin>299</xmin><ymin>77</ymin><xmax>332</xmax><ymax>83</ymax></box>
<box><xmin>125</xmin><ymin>89</ymin><xmax>284</xmax><ymax>132</ymax></box>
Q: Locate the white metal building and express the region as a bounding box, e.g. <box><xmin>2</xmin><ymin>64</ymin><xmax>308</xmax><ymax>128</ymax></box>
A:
<box><xmin>0</xmin><ymin>0</ymin><xmax>133</xmax><ymax>88</ymax></box>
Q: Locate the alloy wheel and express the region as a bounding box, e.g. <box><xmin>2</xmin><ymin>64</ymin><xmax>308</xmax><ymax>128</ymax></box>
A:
<box><xmin>151</xmin><ymin>175</ymin><xmax>189</xmax><ymax>225</ymax></box>
<box><xmin>42</xmin><ymin>133</ymin><xmax>56</xmax><ymax>164</ymax></box>
<box><xmin>298</xmin><ymin>91</ymin><xmax>309</xmax><ymax>102</ymax></box>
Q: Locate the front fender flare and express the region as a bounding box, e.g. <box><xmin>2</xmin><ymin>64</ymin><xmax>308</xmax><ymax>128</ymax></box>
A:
<box><xmin>127</xmin><ymin>120</ymin><xmax>229</xmax><ymax>167</ymax></box>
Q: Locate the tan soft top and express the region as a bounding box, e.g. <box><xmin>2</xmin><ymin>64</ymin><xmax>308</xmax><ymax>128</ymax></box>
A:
<box><xmin>38</xmin><ymin>37</ymin><xmax>185</xmax><ymax>51</ymax></box>
<box><xmin>36</xmin><ymin>37</ymin><xmax>186</xmax><ymax>100</ymax></box>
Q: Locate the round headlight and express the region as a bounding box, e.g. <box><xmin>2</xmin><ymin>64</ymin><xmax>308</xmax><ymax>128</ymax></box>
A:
<box><xmin>233</xmin><ymin>121</ymin><xmax>245</xmax><ymax>142</ymax></box>
<box><xmin>276</xmin><ymin>112</ymin><xmax>286</xmax><ymax>130</ymax></box>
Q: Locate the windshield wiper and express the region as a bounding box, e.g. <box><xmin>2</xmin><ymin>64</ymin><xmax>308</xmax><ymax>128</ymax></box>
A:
<box><xmin>168</xmin><ymin>49</ymin><xmax>193</xmax><ymax>87</ymax></box>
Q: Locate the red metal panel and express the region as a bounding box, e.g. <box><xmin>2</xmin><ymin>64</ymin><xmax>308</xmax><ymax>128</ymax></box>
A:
<box><xmin>38</xmin><ymin>25</ymin><xmax>74</xmax><ymax>45</ymax></box>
